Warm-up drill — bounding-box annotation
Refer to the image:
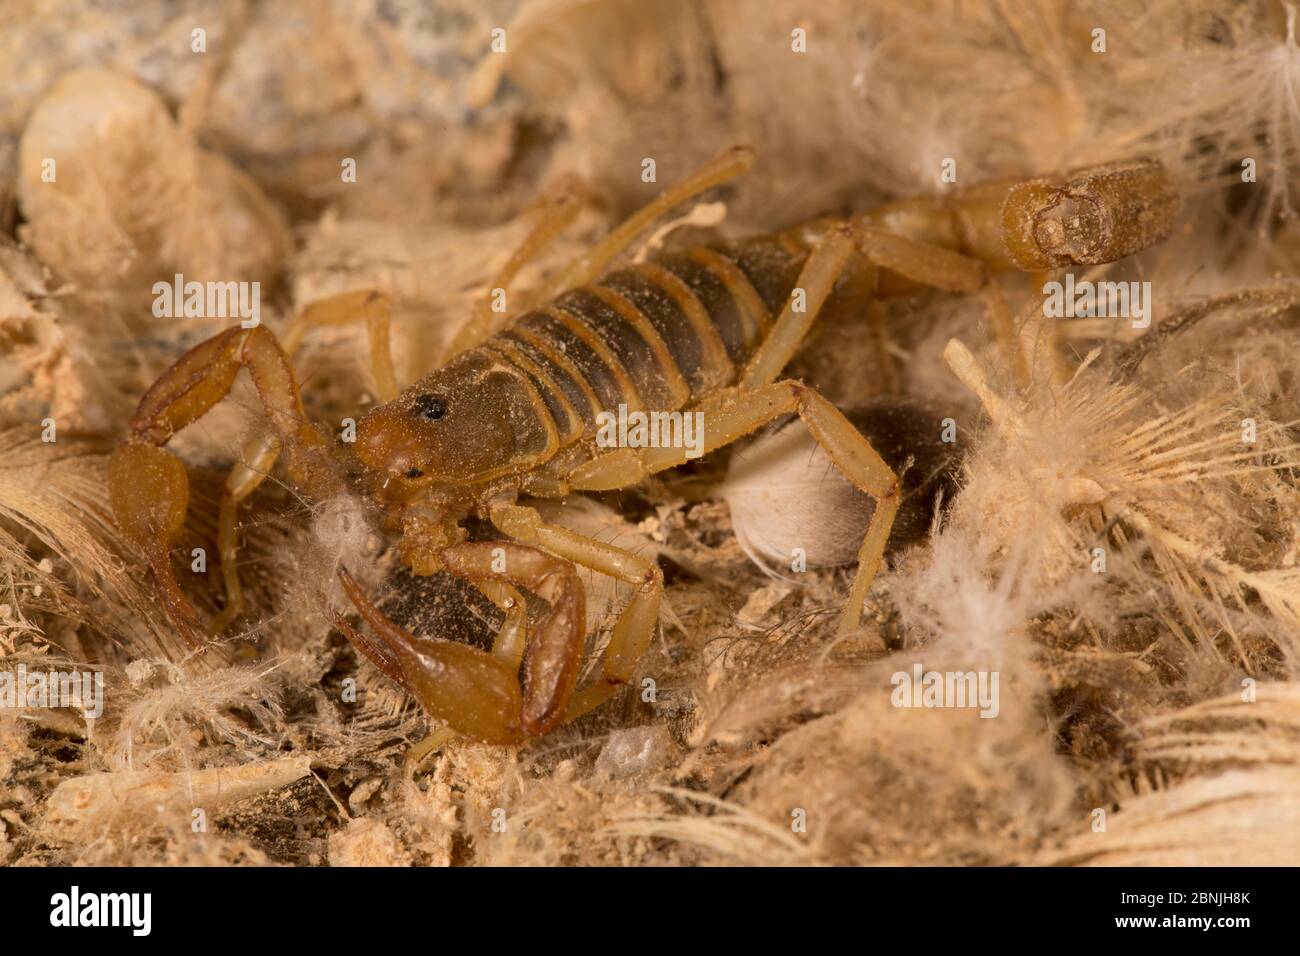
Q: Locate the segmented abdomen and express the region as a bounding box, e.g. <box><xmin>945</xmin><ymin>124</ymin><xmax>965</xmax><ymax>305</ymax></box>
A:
<box><xmin>483</xmin><ymin>236</ymin><xmax>808</xmax><ymax>444</ymax></box>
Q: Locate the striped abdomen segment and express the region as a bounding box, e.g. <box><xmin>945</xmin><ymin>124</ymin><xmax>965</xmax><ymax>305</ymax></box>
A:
<box><xmin>487</xmin><ymin>236</ymin><xmax>809</xmax><ymax>445</ymax></box>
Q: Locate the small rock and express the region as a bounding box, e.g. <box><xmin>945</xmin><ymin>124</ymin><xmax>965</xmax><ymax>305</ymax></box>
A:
<box><xmin>595</xmin><ymin>725</ymin><xmax>677</xmax><ymax>778</ymax></box>
<box><xmin>124</xmin><ymin>659</ymin><xmax>156</xmax><ymax>687</ymax></box>
<box><xmin>737</xmin><ymin>581</ymin><xmax>793</xmax><ymax>628</ymax></box>
<box><xmin>347</xmin><ymin>776</ymin><xmax>383</xmax><ymax>813</ymax></box>
<box><xmin>328</xmin><ymin>817</ymin><xmax>411</xmax><ymax>867</ymax></box>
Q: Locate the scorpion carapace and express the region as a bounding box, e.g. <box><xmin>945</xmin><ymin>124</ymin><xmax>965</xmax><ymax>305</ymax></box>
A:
<box><xmin>108</xmin><ymin>146</ymin><xmax>1178</xmax><ymax>751</ymax></box>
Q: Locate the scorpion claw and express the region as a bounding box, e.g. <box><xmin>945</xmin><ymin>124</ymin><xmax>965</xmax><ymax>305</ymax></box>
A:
<box><xmin>337</xmin><ymin>566</ymin><xmax>525</xmax><ymax>745</ymax></box>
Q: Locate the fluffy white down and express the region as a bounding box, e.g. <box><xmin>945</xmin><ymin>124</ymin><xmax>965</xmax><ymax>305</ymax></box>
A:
<box><xmin>723</xmin><ymin>420</ymin><xmax>875</xmax><ymax>575</ymax></box>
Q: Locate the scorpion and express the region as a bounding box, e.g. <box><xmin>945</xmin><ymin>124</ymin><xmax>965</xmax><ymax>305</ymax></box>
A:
<box><xmin>107</xmin><ymin>146</ymin><xmax>1177</xmax><ymax>750</ymax></box>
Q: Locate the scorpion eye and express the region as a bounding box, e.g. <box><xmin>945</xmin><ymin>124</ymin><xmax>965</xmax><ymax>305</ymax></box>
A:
<box><xmin>405</xmin><ymin>468</ymin><xmax>424</xmax><ymax>479</ymax></box>
<box><xmin>414</xmin><ymin>393</ymin><xmax>447</xmax><ymax>421</ymax></box>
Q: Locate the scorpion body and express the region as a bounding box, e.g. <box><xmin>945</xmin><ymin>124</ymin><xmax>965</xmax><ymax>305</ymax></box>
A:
<box><xmin>360</xmin><ymin>235</ymin><xmax>815</xmax><ymax>495</ymax></box>
<box><xmin>108</xmin><ymin>148</ymin><xmax>1178</xmax><ymax>750</ymax></box>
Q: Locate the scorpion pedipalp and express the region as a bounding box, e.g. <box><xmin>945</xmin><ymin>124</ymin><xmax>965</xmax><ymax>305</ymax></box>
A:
<box><xmin>108</xmin><ymin>442</ymin><xmax>204</xmax><ymax>645</ymax></box>
<box><xmin>337</xmin><ymin>540</ymin><xmax>588</xmax><ymax>743</ymax></box>
<box><xmin>108</xmin><ymin>323</ymin><xmax>348</xmax><ymax>643</ymax></box>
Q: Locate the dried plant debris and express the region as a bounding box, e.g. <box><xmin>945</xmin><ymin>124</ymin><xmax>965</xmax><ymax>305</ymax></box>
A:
<box><xmin>2</xmin><ymin>0</ymin><xmax>1300</xmax><ymax>869</ymax></box>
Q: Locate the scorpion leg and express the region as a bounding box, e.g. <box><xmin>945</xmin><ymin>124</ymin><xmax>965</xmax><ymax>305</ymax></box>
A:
<box><xmin>855</xmin><ymin>209</ymin><xmax>1063</xmax><ymax>386</ymax></box>
<box><xmin>570</xmin><ymin>381</ymin><xmax>899</xmax><ymax>635</ymax></box>
<box><xmin>490</xmin><ymin>503</ymin><xmax>664</xmax><ymax>722</ymax></box>
<box><xmin>281</xmin><ymin>289</ymin><xmax>398</xmax><ymax>402</ymax></box>
<box><xmin>741</xmin><ymin>225</ymin><xmax>858</xmax><ymax>390</ymax></box>
<box><xmin>336</xmin><ymin>541</ymin><xmax>588</xmax><ymax>743</ymax></box>
<box><xmin>477</xmin><ymin>580</ymin><xmax>529</xmax><ymax>670</ymax></box>
<box><xmin>845</xmin><ymin>222</ymin><xmax>1054</xmax><ymax>388</ymax></box>
<box><xmin>740</xmin><ymin>222</ymin><xmax>990</xmax><ymax>391</ymax></box>
<box><xmin>851</xmin><ymin>222</ymin><xmax>988</xmax><ymax>294</ymax></box>
<box><xmin>178</xmin><ymin>0</ymin><xmax>251</xmax><ymax>133</ymax></box>
<box><xmin>533</xmin><ymin>145</ymin><xmax>755</xmax><ymax>301</ymax></box>
<box><xmin>213</xmin><ymin>290</ymin><xmax>394</xmax><ymax>631</ymax></box>
<box><xmin>569</xmin><ymin>225</ymin><xmax>904</xmax><ymax>634</ymax></box>
<box><xmin>442</xmin><ymin>175</ymin><xmax>586</xmax><ymax>362</ymax></box>
<box><xmin>109</xmin><ymin>324</ymin><xmax>339</xmax><ymax>644</ymax></box>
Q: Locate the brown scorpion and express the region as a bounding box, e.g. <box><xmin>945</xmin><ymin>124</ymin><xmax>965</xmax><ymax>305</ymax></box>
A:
<box><xmin>107</xmin><ymin>146</ymin><xmax>1177</xmax><ymax>751</ymax></box>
